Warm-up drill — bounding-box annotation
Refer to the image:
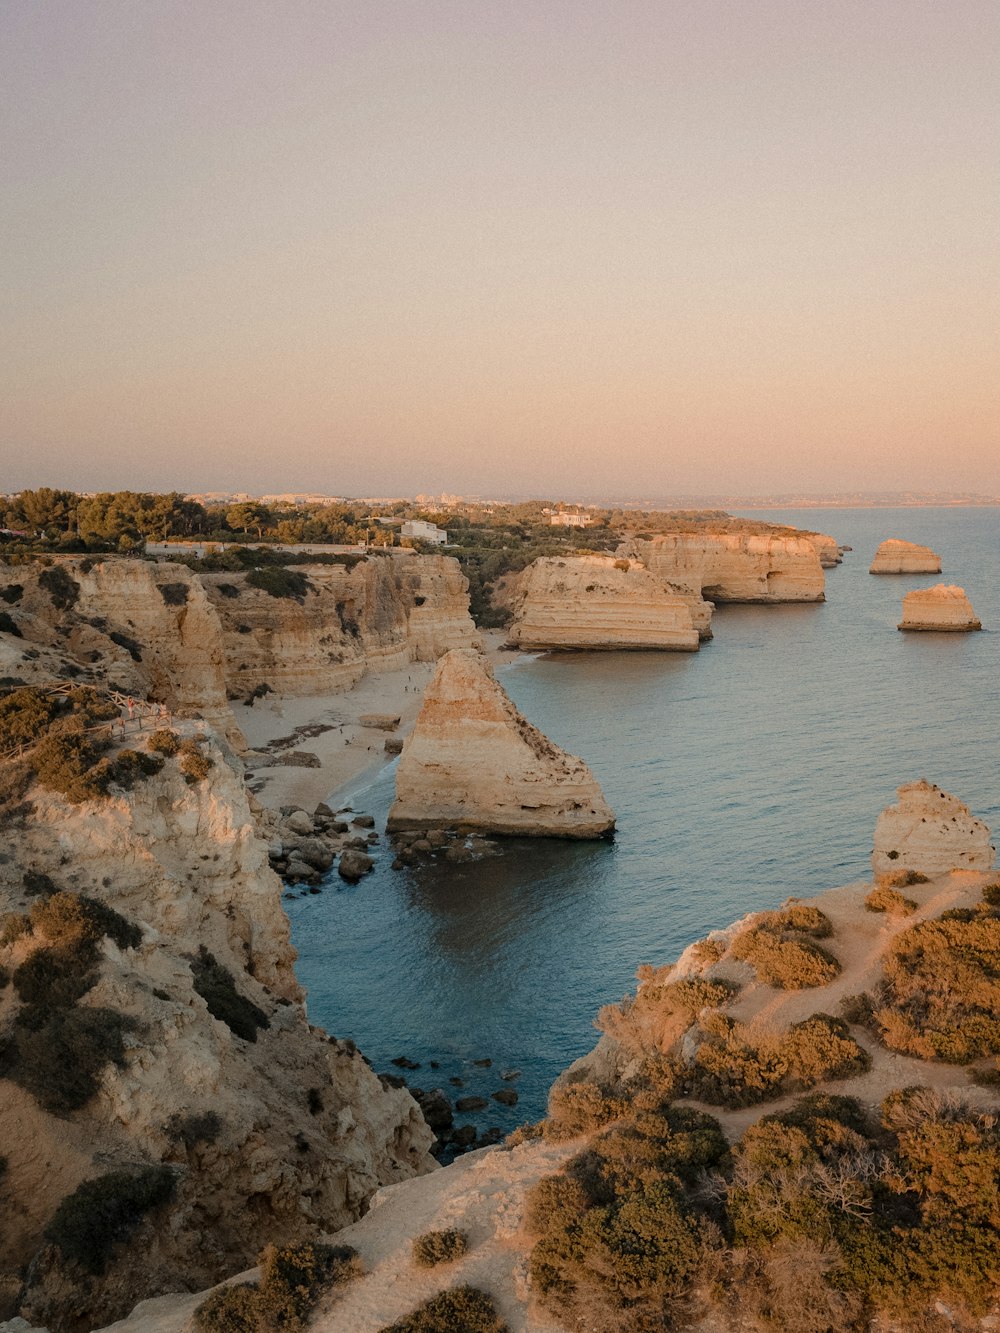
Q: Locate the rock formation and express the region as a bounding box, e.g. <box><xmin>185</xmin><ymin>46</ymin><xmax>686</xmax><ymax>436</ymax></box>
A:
<box><xmin>898</xmin><ymin>584</ymin><xmax>981</xmax><ymax>632</ymax></box>
<box><xmin>633</xmin><ymin>531</ymin><xmax>825</xmax><ymax>602</ymax></box>
<box><xmin>505</xmin><ymin>555</ymin><xmax>700</xmax><ymax>652</ymax></box>
<box><xmin>0</xmin><ymin>734</ymin><xmax>434</xmax><ymax>1330</ymax></box>
<box><xmin>872</xmin><ymin>780</ymin><xmax>994</xmax><ymax>881</ymax></box>
<box><xmin>202</xmin><ymin>553</ymin><xmax>481</xmax><ymax>698</ymax></box>
<box><xmin>870</xmin><ymin>538</ymin><xmax>941</xmax><ymax>574</ymax></box>
<box><xmin>806</xmin><ymin>532</ymin><xmax>843</xmax><ymax>567</ymax></box>
<box><xmin>387</xmin><ymin>649</ymin><xmax>614</xmax><ymax>838</ymax></box>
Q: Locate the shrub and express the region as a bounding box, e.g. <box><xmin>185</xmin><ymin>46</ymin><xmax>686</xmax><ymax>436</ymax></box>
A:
<box><xmin>4</xmin><ymin>1004</ymin><xmax>136</xmax><ymax>1111</ymax></box>
<box><xmin>0</xmin><ymin>611</ymin><xmax>21</xmax><ymax>637</ymax></box>
<box><xmin>689</xmin><ymin>937</ymin><xmax>724</xmax><ymax>966</ymax></box>
<box><xmin>379</xmin><ymin>1285</ymin><xmax>508</xmax><ymax>1333</ymax></box>
<box><xmin>246</xmin><ymin>567</ymin><xmax>311</xmax><ymax>600</ymax></box>
<box><xmin>0</xmin><ymin>583</ymin><xmax>23</xmax><ymax>603</ymax></box>
<box><xmin>730</xmin><ymin>928</ymin><xmax>841</xmax><ymax>989</ymax></box>
<box><xmin>413</xmin><ymin>1229</ymin><xmax>469</xmax><ymax>1267</ymax></box>
<box><xmin>0</xmin><ymin>687</ymin><xmax>60</xmax><ymax>751</ymax></box>
<box><xmin>217</xmin><ymin>582</ymin><xmax>241</xmax><ymax>599</ymax></box>
<box><xmin>781</xmin><ymin>1014</ymin><xmax>872</xmax><ymax>1087</ymax></box>
<box><xmin>194</xmin><ymin>1284</ymin><xmax>261</xmax><ymax>1333</ymax></box>
<box><xmin>12</xmin><ymin>937</ymin><xmax>99</xmax><ymax>1006</ymax></box>
<box><xmin>756</xmin><ymin>904</ymin><xmax>834</xmax><ymax>938</ymax></box>
<box><xmin>179</xmin><ymin>738</ymin><xmax>213</xmax><ymax>783</ymax></box>
<box><xmin>109</xmin><ymin>747</ymin><xmax>163</xmax><ymax>788</ymax></box>
<box><xmin>880</xmin><ymin>869</ymin><xmax>930</xmax><ymax>888</ymax></box>
<box><xmin>44</xmin><ymin>1166</ymin><xmax>176</xmax><ymax>1273</ymax></box>
<box><xmin>544</xmin><ymin>1080</ymin><xmax>628</xmax><ymax>1141</ymax></box>
<box><xmin>982</xmin><ymin>880</ymin><xmax>1000</xmax><ymax>908</ymax></box>
<box><xmin>165</xmin><ymin>1110</ymin><xmax>223</xmax><ymax>1148</ymax></box>
<box><xmin>148</xmin><ymin>728</ymin><xmax>180</xmax><ymax>756</ymax></box>
<box><xmin>33</xmin><ymin>724</ymin><xmax>113</xmax><ymax>802</ymax></box>
<box><xmin>0</xmin><ymin>912</ymin><xmax>31</xmax><ymax>945</ymax></box>
<box><xmin>38</xmin><ymin>565</ymin><xmax>79</xmax><ymax>611</ymax></box>
<box><xmin>866</xmin><ymin>885</ymin><xmax>917</xmax><ymax>916</ymax></box>
<box><xmin>29</xmin><ymin>891</ymin><xmax>142</xmax><ymax>950</ymax></box>
<box><xmin>108</xmin><ymin>629</ymin><xmax>143</xmax><ymax>661</ymax></box>
<box><xmin>158</xmin><ymin>581</ymin><xmax>189</xmax><ymax>605</ymax></box>
<box><xmin>190</xmin><ymin>947</ymin><xmax>269</xmax><ymax>1041</ymax></box>
<box><xmin>256</xmin><ymin>1241</ymin><xmax>362</xmax><ymax>1330</ymax></box>
<box><xmin>23</xmin><ymin>870</ymin><xmax>58</xmax><ymax>896</ymax></box>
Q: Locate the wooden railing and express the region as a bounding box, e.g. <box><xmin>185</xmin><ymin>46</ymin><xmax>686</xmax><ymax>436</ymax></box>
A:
<box><xmin>0</xmin><ymin>682</ymin><xmax>172</xmax><ymax>764</ymax></box>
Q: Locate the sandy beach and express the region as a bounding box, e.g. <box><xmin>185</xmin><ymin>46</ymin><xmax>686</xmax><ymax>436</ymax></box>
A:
<box><xmin>236</xmin><ymin>632</ymin><xmax>524</xmax><ymax>813</ymax></box>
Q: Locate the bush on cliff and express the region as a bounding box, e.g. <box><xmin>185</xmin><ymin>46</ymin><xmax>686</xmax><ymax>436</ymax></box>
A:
<box><xmin>3</xmin><ymin>1004</ymin><xmax>137</xmax><ymax>1112</ymax></box>
<box><xmin>730</xmin><ymin>927</ymin><xmax>841</xmax><ymax>989</ymax></box>
<box><xmin>0</xmin><ymin>687</ymin><xmax>61</xmax><ymax>751</ymax></box>
<box><xmin>30</xmin><ymin>890</ymin><xmax>142</xmax><ymax>950</ymax></box>
<box><xmin>45</xmin><ymin>1166</ymin><xmax>176</xmax><ymax>1274</ymax></box>
<box><xmin>379</xmin><ymin>1286</ymin><xmax>508</xmax><ymax>1333</ymax></box>
<box><xmin>38</xmin><ymin>564</ymin><xmax>80</xmax><ymax>611</ymax></box>
<box><xmin>194</xmin><ymin>1241</ymin><xmax>362</xmax><ymax>1333</ymax></box>
<box><xmin>147</xmin><ymin>728</ymin><xmax>181</xmax><ymax>755</ymax></box>
<box><xmin>246</xmin><ymin>566</ymin><xmax>312</xmax><ymax>600</ymax></box>
<box><xmin>412</xmin><ymin>1229</ymin><xmax>469</xmax><ymax>1267</ymax></box>
<box><xmin>865</xmin><ymin>885</ymin><xmax>917</xmax><ymax>916</ymax></box>
<box><xmin>0</xmin><ymin>610</ymin><xmax>21</xmax><ymax>637</ymax></box>
<box><xmin>179</xmin><ymin>737</ymin><xmax>213</xmax><ymax>783</ymax></box>
<box><xmin>190</xmin><ymin>946</ymin><xmax>269</xmax><ymax>1041</ymax></box>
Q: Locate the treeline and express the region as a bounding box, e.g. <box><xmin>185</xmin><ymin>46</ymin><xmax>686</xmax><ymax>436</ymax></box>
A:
<box><xmin>0</xmin><ymin>490</ymin><xmax>383</xmax><ymax>552</ymax></box>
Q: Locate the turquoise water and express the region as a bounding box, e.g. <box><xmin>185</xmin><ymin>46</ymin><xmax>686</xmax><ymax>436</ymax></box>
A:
<box><xmin>287</xmin><ymin>507</ymin><xmax>999</xmax><ymax>1133</ymax></box>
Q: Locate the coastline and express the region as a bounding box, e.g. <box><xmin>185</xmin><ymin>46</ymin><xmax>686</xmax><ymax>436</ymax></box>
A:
<box><xmin>236</xmin><ymin>631</ymin><xmax>526</xmax><ymax>814</ymax></box>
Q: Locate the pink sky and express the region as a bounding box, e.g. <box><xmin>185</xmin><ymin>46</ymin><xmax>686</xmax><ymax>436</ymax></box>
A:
<box><xmin>1</xmin><ymin>1</ymin><xmax>998</xmax><ymax>497</ymax></box>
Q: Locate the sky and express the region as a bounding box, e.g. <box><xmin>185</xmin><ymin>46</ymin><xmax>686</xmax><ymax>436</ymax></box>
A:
<box><xmin>1</xmin><ymin>0</ymin><xmax>998</xmax><ymax>500</ymax></box>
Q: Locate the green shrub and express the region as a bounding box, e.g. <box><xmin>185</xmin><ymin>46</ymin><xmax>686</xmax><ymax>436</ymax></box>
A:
<box><xmin>147</xmin><ymin>728</ymin><xmax>180</xmax><ymax>756</ymax></box>
<box><xmin>412</xmin><ymin>1229</ymin><xmax>469</xmax><ymax>1267</ymax></box>
<box><xmin>4</xmin><ymin>1004</ymin><xmax>136</xmax><ymax>1111</ymax></box>
<box><xmin>12</xmin><ymin>938</ymin><xmax>99</xmax><ymax>1006</ymax></box>
<box><xmin>29</xmin><ymin>891</ymin><xmax>142</xmax><ymax>950</ymax></box>
<box><xmin>756</xmin><ymin>904</ymin><xmax>834</xmax><ymax>938</ymax></box>
<box><xmin>544</xmin><ymin>1080</ymin><xmax>627</xmax><ymax>1141</ymax></box>
<box><xmin>33</xmin><ymin>725</ymin><xmax>113</xmax><ymax>802</ymax></box>
<box><xmin>38</xmin><ymin>565</ymin><xmax>80</xmax><ymax>611</ymax></box>
<box><xmin>165</xmin><ymin>1110</ymin><xmax>223</xmax><ymax>1148</ymax></box>
<box><xmin>22</xmin><ymin>869</ymin><xmax>58</xmax><ymax>896</ymax></box>
<box><xmin>379</xmin><ymin>1286</ymin><xmax>508</xmax><ymax>1333</ymax></box>
<box><xmin>0</xmin><ymin>611</ymin><xmax>21</xmax><ymax>637</ymax></box>
<box><xmin>689</xmin><ymin>937</ymin><xmax>724</xmax><ymax>966</ymax></box>
<box><xmin>179</xmin><ymin>738</ymin><xmax>213</xmax><ymax>783</ymax></box>
<box><xmin>190</xmin><ymin>946</ymin><xmax>269</xmax><ymax>1042</ymax></box>
<box><xmin>880</xmin><ymin>869</ymin><xmax>930</xmax><ymax>888</ymax></box>
<box><xmin>45</xmin><ymin>1166</ymin><xmax>175</xmax><ymax>1273</ymax></box>
<box><xmin>982</xmin><ymin>880</ymin><xmax>1000</xmax><ymax>908</ymax></box>
<box><xmin>256</xmin><ymin>1241</ymin><xmax>362</xmax><ymax>1330</ymax></box>
<box><xmin>0</xmin><ymin>912</ymin><xmax>31</xmax><ymax>946</ymax></box>
<box><xmin>865</xmin><ymin>885</ymin><xmax>917</xmax><ymax>916</ymax></box>
<box><xmin>0</xmin><ymin>584</ymin><xmax>23</xmax><ymax>603</ymax></box>
<box><xmin>246</xmin><ymin>567</ymin><xmax>311</xmax><ymax>600</ymax></box>
<box><xmin>194</xmin><ymin>1284</ymin><xmax>261</xmax><ymax>1333</ymax></box>
<box><xmin>158</xmin><ymin>582</ymin><xmax>189</xmax><ymax>605</ymax></box>
<box><xmin>109</xmin><ymin>747</ymin><xmax>163</xmax><ymax>788</ymax></box>
<box><xmin>0</xmin><ymin>687</ymin><xmax>60</xmax><ymax>751</ymax></box>
<box><xmin>730</xmin><ymin>928</ymin><xmax>841</xmax><ymax>989</ymax></box>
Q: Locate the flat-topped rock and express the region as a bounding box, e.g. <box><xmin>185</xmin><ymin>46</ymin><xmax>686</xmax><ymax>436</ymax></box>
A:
<box><xmin>636</xmin><ymin>531</ymin><xmax>825</xmax><ymax>603</ymax></box>
<box><xmin>506</xmin><ymin>555</ymin><xmax>700</xmax><ymax>652</ymax></box>
<box><xmin>387</xmin><ymin>649</ymin><xmax>615</xmax><ymax>838</ymax></box>
<box><xmin>872</xmin><ymin>779</ymin><xmax>994</xmax><ymax>881</ymax></box>
<box><xmin>898</xmin><ymin>584</ymin><xmax>981</xmax><ymax>632</ymax></box>
<box><xmin>870</xmin><ymin>538</ymin><xmax>941</xmax><ymax>574</ymax></box>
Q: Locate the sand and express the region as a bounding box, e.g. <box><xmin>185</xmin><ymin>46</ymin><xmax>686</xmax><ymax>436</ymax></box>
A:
<box><xmin>234</xmin><ymin>632</ymin><xmax>524</xmax><ymax>814</ymax></box>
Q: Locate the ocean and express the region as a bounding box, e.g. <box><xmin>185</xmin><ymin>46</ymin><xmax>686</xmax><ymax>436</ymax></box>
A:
<box><xmin>286</xmin><ymin>507</ymin><xmax>999</xmax><ymax>1135</ymax></box>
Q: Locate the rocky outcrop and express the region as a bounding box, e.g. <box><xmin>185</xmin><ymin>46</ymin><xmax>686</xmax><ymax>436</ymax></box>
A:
<box><xmin>872</xmin><ymin>780</ymin><xmax>994</xmax><ymax>881</ymax></box>
<box><xmin>0</xmin><ymin>558</ymin><xmax>242</xmax><ymax>746</ymax></box>
<box><xmin>898</xmin><ymin>584</ymin><xmax>981</xmax><ymax>632</ymax></box>
<box><xmin>203</xmin><ymin>554</ymin><xmax>481</xmax><ymax>698</ymax></box>
<box><xmin>870</xmin><ymin>538</ymin><xmax>941</xmax><ymax>574</ymax></box>
<box><xmin>634</xmin><ymin>531</ymin><xmax>825</xmax><ymax>603</ymax></box>
<box><xmin>0</xmin><ymin>737</ymin><xmax>434</xmax><ymax>1331</ymax></box>
<box><xmin>806</xmin><ymin>532</ymin><xmax>843</xmax><ymax>568</ymax></box>
<box><xmin>387</xmin><ymin>649</ymin><xmax>614</xmax><ymax>838</ymax></box>
<box><xmin>505</xmin><ymin>556</ymin><xmax>700</xmax><ymax>652</ymax></box>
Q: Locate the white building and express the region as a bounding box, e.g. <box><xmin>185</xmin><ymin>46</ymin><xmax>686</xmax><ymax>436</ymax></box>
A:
<box><xmin>549</xmin><ymin>511</ymin><xmax>592</xmax><ymax>528</ymax></box>
<box><xmin>401</xmin><ymin>520</ymin><xmax>448</xmax><ymax>545</ymax></box>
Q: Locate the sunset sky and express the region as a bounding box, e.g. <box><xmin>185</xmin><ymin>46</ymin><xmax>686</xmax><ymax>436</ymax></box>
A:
<box><xmin>1</xmin><ymin>1</ymin><xmax>998</xmax><ymax>499</ymax></box>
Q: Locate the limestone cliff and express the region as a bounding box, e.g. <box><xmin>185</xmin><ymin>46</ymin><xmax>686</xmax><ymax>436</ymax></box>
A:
<box><xmin>505</xmin><ymin>556</ymin><xmax>700</xmax><ymax>652</ymax></box>
<box><xmin>0</xmin><ymin>558</ymin><xmax>241</xmax><ymax>746</ymax></box>
<box><xmin>633</xmin><ymin>530</ymin><xmax>826</xmax><ymax>602</ymax></box>
<box><xmin>872</xmin><ymin>779</ymin><xmax>994</xmax><ymax>881</ymax></box>
<box><xmin>898</xmin><ymin>583</ymin><xmax>982</xmax><ymax>632</ymax></box>
<box><xmin>870</xmin><ymin>538</ymin><xmax>941</xmax><ymax>574</ymax></box>
<box><xmin>0</xmin><ymin>738</ymin><xmax>435</xmax><ymax>1332</ymax></box>
<box><xmin>202</xmin><ymin>553</ymin><xmax>481</xmax><ymax>698</ymax></box>
<box><xmin>387</xmin><ymin>649</ymin><xmax>614</xmax><ymax>838</ymax></box>
<box><xmin>805</xmin><ymin>531</ymin><xmax>843</xmax><ymax>568</ymax></box>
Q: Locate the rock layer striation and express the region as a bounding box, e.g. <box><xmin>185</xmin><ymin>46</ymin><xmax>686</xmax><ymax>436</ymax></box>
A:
<box><xmin>387</xmin><ymin>649</ymin><xmax>615</xmax><ymax>838</ymax></box>
<box><xmin>898</xmin><ymin>584</ymin><xmax>981</xmax><ymax>632</ymax></box>
<box><xmin>634</xmin><ymin>531</ymin><xmax>825</xmax><ymax>602</ymax></box>
<box><xmin>870</xmin><ymin>538</ymin><xmax>942</xmax><ymax>574</ymax></box>
<box><xmin>872</xmin><ymin>779</ymin><xmax>995</xmax><ymax>881</ymax></box>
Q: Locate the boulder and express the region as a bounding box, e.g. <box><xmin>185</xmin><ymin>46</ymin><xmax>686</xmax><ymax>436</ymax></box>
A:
<box><xmin>285</xmin><ymin>809</ymin><xmax>314</xmax><ymax>836</ymax></box>
<box><xmin>412</xmin><ymin>1089</ymin><xmax>454</xmax><ymax>1136</ymax></box>
<box><xmin>352</xmin><ymin>814</ymin><xmax>376</xmax><ymax>828</ymax></box>
<box><xmin>872</xmin><ymin>780</ymin><xmax>995</xmax><ymax>882</ymax></box>
<box><xmin>387</xmin><ymin>649</ymin><xmax>615</xmax><ymax>839</ymax></box>
<box><xmin>291</xmin><ymin>839</ymin><xmax>335</xmax><ymax>872</ymax></box>
<box><xmin>870</xmin><ymin>539</ymin><xmax>941</xmax><ymax>574</ymax></box>
<box><xmin>455</xmin><ymin>1096</ymin><xmax>488</xmax><ymax>1113</ymax></box>
<box><xmin>384</xmin><ymin>736</ymin><xmax>404</xmax><ymax>755</ymax></box>
<box><xmin>492</xmin><ymin>1088</ymin><xmax>518</xmax><ymax>1106</ymax></box>
<box><xmin>898</xmin><ymin>584</ymin><xmax>981</xmax><ymax>632</ymax></box>
<box><xmin>274</xmin><ymin>749</ymin><xmax>321</xmax><ymax>768</ymax></box>
<box><xmin>360</xmin><ymin>713</ymin><xmax>401</xmax><ymax>730</ymax></box>
<box><xmin>338</xmin><ymin>849</ymin><xmax>374</xmax><ymax>883</ymax></box>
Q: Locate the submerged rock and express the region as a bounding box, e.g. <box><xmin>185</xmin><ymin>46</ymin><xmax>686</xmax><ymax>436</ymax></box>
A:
<box><xmin>387</xmin><ymin>649</ymin><xmax>615</xmax><ymax>839</ymax></box>
<box><xmin>872</xmin><ymin>780</ymin><xmax>995</xmax><ymax>881</ymax></box>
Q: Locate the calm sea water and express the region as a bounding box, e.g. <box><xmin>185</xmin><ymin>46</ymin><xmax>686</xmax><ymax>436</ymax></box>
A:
<box><xmin>287</xmin><ymin>508</ymin><xmax>999</xmax><ymax>1133</ymax></box>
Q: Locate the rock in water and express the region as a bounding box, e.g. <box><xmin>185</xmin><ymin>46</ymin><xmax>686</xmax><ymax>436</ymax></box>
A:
<box><xmin>898</xmin><ymin>584</ymin><xmax>982</xmax><ymax>632</ymax></box>
<box><xmin>872</xmin><ymin>780</ymin><xmax>995</xmax><ymax>882</ymax></box>
<box><xmin>387</xmin><ymin>649</ymin><xmax>615</xmax><ymax>839</ymax></box>
<box><xmin>870</xmin><ymin>538</ymin><xmax>942</xmax><ymax>574</ymax></box>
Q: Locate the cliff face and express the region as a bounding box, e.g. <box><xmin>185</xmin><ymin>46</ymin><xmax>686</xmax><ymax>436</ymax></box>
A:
<box><xmin>505</xmin><ymin>556</ymin><xmax>700</xmax><ymax>652</ymax></box>
<box><xmin>870</xmin><ymin>538</ymin><xmax>941</xmax><ymax>574</ymax></box>
<box><xmin>203</xmin><ymin>554</ymin><xmax>482</xmax><ymax>698</ymax></box>
<box><xmin>898</xmin><ymin>583</ymin><xmax>981</xmax><ymax>631</ymax></box>
<box><xmin>806</xmin><ymin>532</ymin><xmax>842</xmax><ymax>568</ymax></box>
<box><xmin>387</xmin><ymin>649</ymin><xmax>615</xmax><ymax>838</ymax></box>
<box><xmin>0</xmin><ymin>740</ymin><xmax>435</xmax><ymax>1331</ymax></box>
<box><xmin>0</xmin><ymin>558</ymin><xmax>242</xmax><ymax>746</ymax></box>
<box><xmin>872</xmin><ymin>780</ymin><xmax>994</xmax><ymax>880</ymax></box>
<box><xmin>634</xmin><ymin>531</ymin><xmax>826</xmax><ymax>602</ymax></box>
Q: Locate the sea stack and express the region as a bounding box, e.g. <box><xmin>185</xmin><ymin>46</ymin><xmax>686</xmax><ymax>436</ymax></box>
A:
<box><xmin>387</xmin><ymin>649</ymin><xmax>615</xmax><ymax>838</ymax></box>
<box><xmin>898</xmin><ymin>584</ymin><xmax>981</xmax><ymax>632</ymax></box>
<box><xmin>872</xmin><ymin>780</ymin><xmax>994</xmax><ymax>882</ymax></box>
<box><xmin>870</xmin><ymin>539</ymin><xmax>941</xmax><ymax>574</ymax></box>
<box><xmin>507</xmin><ymin>555</ymin><xmax>700</xmax><ymax>652</ymax></box>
